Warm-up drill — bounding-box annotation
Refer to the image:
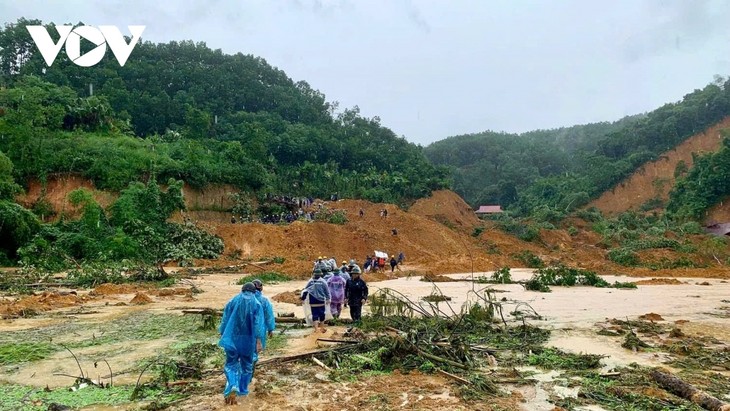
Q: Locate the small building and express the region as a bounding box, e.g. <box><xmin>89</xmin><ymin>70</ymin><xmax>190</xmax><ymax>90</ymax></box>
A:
<box><xmin>475</xmin><ymin>205</ymin><xmax>503</xmax><ymax>215</ymax></box>
<box><xmin>705</xmin><ymin>222</ymin><xmax>730</xmax><ymax>236</ymax></box>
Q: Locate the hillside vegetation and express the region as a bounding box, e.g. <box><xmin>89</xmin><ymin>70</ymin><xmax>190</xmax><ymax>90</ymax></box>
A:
<box><xmin>426</xmin><ymin>77</ymin><xmax>730</xmax><ymax>220</ymax></box>
<box><xmin>0</xmin><ymin>18</ymin><xmax>447</xmax><ymax>266</ymax></box>
<box><xmin>0</xmin><ymin>19</ymin><xmax>447</xmax><ymax>202</ymax></box>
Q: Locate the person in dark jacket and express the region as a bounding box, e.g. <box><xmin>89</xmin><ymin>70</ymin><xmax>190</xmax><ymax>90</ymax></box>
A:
<box><xmin>389</xmin><ymin>255</ymin><xmax>398</xmax><ymax>272</ymax></box>
<box><xmin>344</xmin><ymin>266</ymin><xmax>368</xmax><ymax>322</ymax></box>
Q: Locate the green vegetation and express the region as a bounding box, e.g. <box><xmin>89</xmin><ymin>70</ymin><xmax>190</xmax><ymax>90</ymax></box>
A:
<box><xmin>0</xmin><ymin>19</ymin><xmax>447</xmax><ymax>265</ymax></box>
<box><xmin>236</xmin><ymin>271</ymin><xmax>292</xmax><ymax>285</ymax></box>
<box><xmin>426</xmin><ymin>76</ymin><xmax>730</xmax><ymax>220</ymax></box>
<box><xmin>491</xmin><ymin>267</ymin><xmax>512</xmax><ymax>284</ymax></box>
<box><xmin>0</xmin><ymin>384</ymin><xmax>177</xmax><ymax>411</ymax></box>
<box><xmin>0</xmin><ymin>342</ymin><xmax>55</xmax><ymax>365</ymax></box>
<box><xmin>0</xmin><ymin>19</ymin><xmax>447</xmax><ymax>201</ymax></box>
<box><xmin>526</xmin><ymin>347</ymin><xmax>604</xmax><ymax>370</ymax></box>
<box><xmin>668</xmin><ymin>133</ymin><xmax>730</xmax><ymax>220</ymax></box>
<box><xmin>9</xmin><ymin>178</ymin><xmax>223</xmax><ymax>272</ymax></box>
<box><xmin>512</xmin><ymin>250</ymin><xmax>544</xmax><ymax>268</ymax></box>
<box><xmin>524</xmin><ymin>265</ymin><xmax>636</xmax><ymax>292</ymax></box>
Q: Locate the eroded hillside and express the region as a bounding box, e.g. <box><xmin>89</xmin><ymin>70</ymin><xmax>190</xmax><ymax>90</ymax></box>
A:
<box><xmin>589</xmin><ymin>117</ymin><xmax>730</xmax><ymax>217</ymax></box>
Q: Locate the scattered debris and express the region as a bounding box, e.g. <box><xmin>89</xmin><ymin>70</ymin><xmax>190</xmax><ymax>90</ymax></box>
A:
<box><xmin>639</xmin><ymin>313</ymin><xmax>664</xmax><ymax>321</ymax></box>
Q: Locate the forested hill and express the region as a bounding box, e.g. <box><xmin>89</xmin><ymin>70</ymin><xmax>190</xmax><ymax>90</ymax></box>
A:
<box><xmin>0</xmin><ymin>18</ymin><xmax>448</xmax><ymax>203</ymax></box>
<box><xmin>425</xmin><ymin>77</ymin><xmax>730</xmax><ymax>219</ymax></box>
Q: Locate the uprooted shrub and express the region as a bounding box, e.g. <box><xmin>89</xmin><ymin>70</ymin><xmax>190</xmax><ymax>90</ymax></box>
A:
<box><xmin>524</xmin><ymin>265</ymin><xmax>635</xmax><ymax>292</ymax></box>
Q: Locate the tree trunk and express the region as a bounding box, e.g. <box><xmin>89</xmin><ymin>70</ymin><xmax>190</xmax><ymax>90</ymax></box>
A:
<box><xmin>651</xmin><ymin>370</ymin><xmax>730</xmax><ymax>411</ymax></box>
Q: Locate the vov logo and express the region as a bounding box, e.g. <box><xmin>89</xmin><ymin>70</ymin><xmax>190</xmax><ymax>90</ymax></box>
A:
<box><xmin>26</xmin><ymin>25</ymin><xmax>145</xmax><ymax>67</ymax></box>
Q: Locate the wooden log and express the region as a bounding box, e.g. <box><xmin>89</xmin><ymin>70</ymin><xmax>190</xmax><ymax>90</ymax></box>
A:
<box><xmin>437</xmin><ymin>369</ymin><xmax>471</xmax><ymax>385</ymax></box>
<box><xmin>256</xmin><ymin>345</ymin><xmax>356</xmax><ymax>366</ymax></box>
<box><xmin>417</xmin><ymin>348</ymin><xmax>469</xmax><ymax>370</ymax></box>
<box><xmin>651</xmin><ymin>369</ymin><xmax>730</xmax><ymax>411</ymax></box>
<box><xmin>316</xmin><ymin>338</ymin><xmax>361</xmax><ymax>344</ymax></box>
<box><xmin>312</xmin><ymin>357</ymin><xmax>331</xmax><ymax>371</ymax></box>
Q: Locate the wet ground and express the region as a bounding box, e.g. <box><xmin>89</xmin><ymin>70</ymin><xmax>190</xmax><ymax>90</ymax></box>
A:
<box><xmin>1</xmin><ymin>268</ymin><xmax>729</xmax><ymax>410</ymax></box>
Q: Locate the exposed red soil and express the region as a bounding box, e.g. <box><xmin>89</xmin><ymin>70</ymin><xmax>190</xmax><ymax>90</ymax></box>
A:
<box><xmin>0</xmin><ymin>291</ymin><xmax>93</xmax><ymax>319</ymax></box>
<box><xmin>90</xmin><ymin>283</ymin><xmax>146</xmax><ymax>296</ymax></box>
<box><xmin>129</xmin><ymin>292</ymin><xmax>154</xmax><ymax>305</ymax></box>
<box><xmin>8</xmin><ymin>174</ymin><xmax>730</xmax><ymax>280</ymax></box>
<box><xmin>272</xmin><ymin>290</ymin><xmax>302</xmax><ymax>306</ymax></box>
<box><xmin>588</xmin><ymin>116</ymin><xmax>730</xmax><ymax>216</ymax></box>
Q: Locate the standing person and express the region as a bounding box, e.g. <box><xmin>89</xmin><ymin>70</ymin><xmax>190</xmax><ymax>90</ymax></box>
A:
<box><xmin>327</xmin><ymin>269</ymin><xmax>347</xmax><ymax>319</ymax></box>
<box><xmin>364</xmin><ymin>255</ymin><xmax>372</xmax><ymax>273</ymax></box>
<box><xmin>301</xmin><ymin>270</ymin><xmax>331</xmax><ymax>333</ymax></box>
<box><xmin>251</xmin><ymin>279</ymin><xmax>275</xmax><ymax>345</ymax></box>
<box><xmin>218</xmin><ymin>283</ymin><xmax>264</xmax><ymax>405</ymax></box>
<box><xmin>250</xmin><ymin>279</ymin><xmax>275</xmax><ymax>382</ymax></box>
<box><xmin>390</xmin><ymin>255</ymin><xmax>398</xmax><ymax>272</ymax></box>
<box><xmin>345</xmin><ymin>267</ymin><xmax>368</xmax><ymax>322</ymax></box>
<box><xmin>397</xmin><ymin>251</ymin><xmax>405</xmax><ymax>265</ymax></box>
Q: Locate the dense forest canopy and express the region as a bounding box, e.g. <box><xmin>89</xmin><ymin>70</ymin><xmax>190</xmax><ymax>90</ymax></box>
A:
<box><xmin>425</xmin><ymin>77</ymin><xmax>730</xmax><ymax>218</ymax></box>
<box><xmin>0</xmin><ymin>18</ymin><xmax>450</xmax><ymax>265</ymax></box>
<box><xmin>0</xmin><ymin>18</ymin><xmax>449</xmax><ymax>202</ymax></box>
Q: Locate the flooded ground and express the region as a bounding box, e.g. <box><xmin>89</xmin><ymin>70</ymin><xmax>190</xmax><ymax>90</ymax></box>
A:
<box><xmin>1</xmin><ymin>268</ymin><xmax>729</xmax><ymax>410</ymax></box>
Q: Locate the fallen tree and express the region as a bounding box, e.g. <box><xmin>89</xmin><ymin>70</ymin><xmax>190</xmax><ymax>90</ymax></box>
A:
<box><xmin>651</xmin><ymin>369</ymin><xmax>730</xmax><ymax>411</ymax></box>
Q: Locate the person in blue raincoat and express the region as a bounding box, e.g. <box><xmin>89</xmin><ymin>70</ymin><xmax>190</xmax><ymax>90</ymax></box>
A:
<box><xmin>218</xmin><ymin>282</ymin><xmax>265</xmax><ymax>405</ymax></box>
<box><xmin>251</xmin><ymin>279</ymin><xmax>276</xmax><ymax>376</ymax></box>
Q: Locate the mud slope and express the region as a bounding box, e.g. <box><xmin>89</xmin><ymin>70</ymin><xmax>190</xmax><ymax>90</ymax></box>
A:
<box><xmin>588</xmin><ymin>116</ymin><xmax>730</xmax><ymax>215</ymax></box>
<box><xmin>706</xmin><ymin>198</ymin><xmax>730</xmax><ymax>224</ymax></box>
<box><xmin>16</xmin><ymin>174</ymin><xmax>236</xmax><ymax>221</ymax></box>
<box><xmin>203</xmin><ymin>193</ymin><xmax>503</xmax><ymax>277</ymax></box>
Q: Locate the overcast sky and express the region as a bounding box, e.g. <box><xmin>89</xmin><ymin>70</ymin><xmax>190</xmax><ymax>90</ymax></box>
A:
<box><xmin>4</xmin><ymin>0</ymin><xmax>730</xmax><ymax>145</ymax></box>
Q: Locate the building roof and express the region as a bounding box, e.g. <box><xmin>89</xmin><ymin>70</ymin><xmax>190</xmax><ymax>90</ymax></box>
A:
<box><xmin>475</xmin><ymin>205</ymin><xmax>503</xmax><ymax>214</ymax></box>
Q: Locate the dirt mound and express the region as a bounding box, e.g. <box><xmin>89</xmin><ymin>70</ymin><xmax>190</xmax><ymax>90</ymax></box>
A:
<box><xmin>588</xmin><ymin>116</ymin><xmax>730</xmax><ymax>215</ymax></box>
<box><xmin>152</xmin><ymin>288</ymin><xmax>193</xmax><ymax>297</ymax></box>
<box><xmin>639</xmin><ymin>313</ymin><xmax>664</xmax><ymax>321</ymax></box>
<box><xmin>91</xmin><ymin>283</ymin><xmax>145</xmax><ymax>296</ymax></box>
<box><xmin>634</xmin><ymin>278</ymin><xmax>685</xmax><ymax>285</ymax></box>
<box><xmin>272</xmin><ymin>291</ymin><xmax>302</xmax><ymax>305</ymax></box>
<box><xmin>409</xmin><ymin>190</ymin><xmax>481</xmax><ymax>229</ymax></box>
<box><xmin>210</xmin><ymin>191</ymin><xmax>501</xmax><ymax>278</ymax></box>
<box><xmin>0</xmin><ymin>291</ymin><xmax>90</xmax><ymax>319</ymax></box>
<box><xmin>130</xmin><ymin>292</ymin><xmax>154</xmax><ymax>305</ymax></box>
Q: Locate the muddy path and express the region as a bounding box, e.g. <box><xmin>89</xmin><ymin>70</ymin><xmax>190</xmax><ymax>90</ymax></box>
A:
<box><xmin>1</xmin><ymin>268</ymin><xmax>729</xmax><ymax>410</ymax></box>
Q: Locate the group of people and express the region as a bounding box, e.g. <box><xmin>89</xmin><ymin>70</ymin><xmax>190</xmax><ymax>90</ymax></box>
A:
<box><xmin>218</xmin><ymin>279</ymin><xmax>276</xmax><ymax>405</ymax></box>
<box><xmin>300</xmin><ymin>257</ymin><xmax>369</xmax><ymax>332</ymax></box>
<box><xmin>364</xmin><ymin>252</ymin><xmax>405</xmax><ymax>273</ymax></box>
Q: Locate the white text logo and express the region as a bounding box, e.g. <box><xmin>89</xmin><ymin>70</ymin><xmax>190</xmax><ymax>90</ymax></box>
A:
<box><xmin>26</xmin><ymin>25</ymin><xmax>145</xmax><ymax>67</ymax></box>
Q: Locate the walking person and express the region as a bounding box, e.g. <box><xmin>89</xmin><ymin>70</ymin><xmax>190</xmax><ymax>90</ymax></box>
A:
<box><xmin>301</xmin><ymin>269</ymin><xmax>331</xmax><ymax>333</ymax></box>
<box><xmin>218</xmin><ymin>283</ymin><xmax>264</xmax><ymax>405</ymax></box>
<box><xmin>250</xmin><ymin>279</ymin><xmax>275</xmax><ymax>382</ymax></box>
<box><xmin>345</xmin><ymin>266</ymin><xmax>368</xmax><ymax>322</ymax></box>
<box><xmin>390</xmin><ymin>255</ymin><xmax>398</xmax><ymax>272</ymax></box>
<box><xmin>327</xmin><ymin>269</ymin><xmax>347</xmax><ymax>319</ymax></box>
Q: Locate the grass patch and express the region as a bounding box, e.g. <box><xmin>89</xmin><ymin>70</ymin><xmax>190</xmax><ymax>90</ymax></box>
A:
<box><xmin>265</xmin><ymin>333</ymin><xmax>287</xmax><ymax>352</ymax></box>
<box><xmin>236</xmin><ymin>271</ymin><xmax>292</xmax><ymax>285</ymax></box>
<box><xmin>0</xmin><ymin>383</ymin><xmax>182</xmax><ymax>411</ymax></box>
<box><xmin>526</xmin><ymin>347</ymin><xmax>604</xmax><ymax>370</ymax></box>
<box><xmin>0</xmin><ymin>343</ymin><xmax>56</xmax><ymax>365</ymax></box>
